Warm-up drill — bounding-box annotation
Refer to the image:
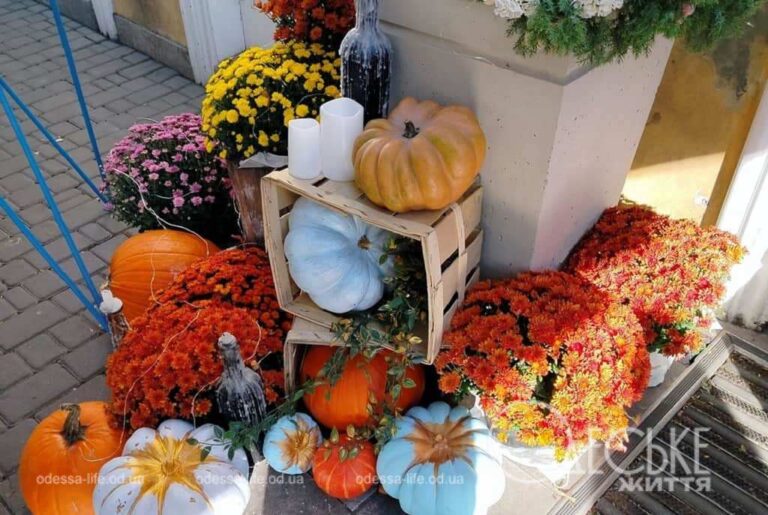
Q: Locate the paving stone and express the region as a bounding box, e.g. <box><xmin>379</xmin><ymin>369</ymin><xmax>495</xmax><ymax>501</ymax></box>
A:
<box><xmin>35</xmin><ymin>374</ymin><xmax>110</xmax><ymax>420</ymax></box>
<box><xmin>17</xmin><ymin>203</ymin><xmax>50</xmax><ymax>225</ymax></box>
<box><xmin>62</xmin><ymin>200</ymin><xmax>108</xmax><ymax>229</ymax></box>
<box><xmin>96</xmin><ymin>216</ymin><xmax>127</xmax><ymax>234</ymax></box>
<box><xmin>21</xmin><ymin>270</ymin><xmax>66</xmax><ymax>299</ymax></box>
<box><xmin>0</xmin><ymin>475</ymin><xmax>27</xmax><ymax>515</ymax></box>
<box><xmin>49</xmin><ymin>315</ymin><xmax>101</xmax><ymax>349</ymax></box>
<box><xmin>79</xmin><ymin>222</ymin><xmax>112</xmax><ymax>242</ymax></box>
<box><xmin>90</xmin><ymin>233</ymin><xmax>128</xmax><ymax>262</ymax></box>
<box><xmin>0</xmin><ymin>237</ymin><xmax>31</xmax><ymax>262</ymax></box>
<box><xmin>50</xmin><ymin>289</ymin><xmax>84</xmax><ymax>314</ymax></box>
<box><xmin>0</xmin><ymin>300</ymin><xmax>14</xmax><ymax>321</ymax></box>
<box><xmin>0</xmin><ymin>260</ymin><xmax>36</xmax><ymax>286</ymax></box>
<box><xmin>15</xmin><ymin>333</ymin><xmax>66</xmax><ymax>369</ymax></box>
<box><xmin>0</xmin><ymin>364</ymin><xmax>78</xmax><ymax>423</ymax></box>
<box><xmin>0</xmin><ymin>353</ymin><xmax>31</xmax><ymax>389</ymax></box>
<box><xmin>0</xmin><ymin>301</ymin><xmax>67</xmax><ymax>350</ymax></box>
<box><xmin>0</xmin><ymin>173</ymin><xmax>33</xmax><ymax>193</ymax></box>
<box><xmin>1</xmin><ymin>287</ymin><xmax>35</xmax><ymax>310</ymax></box>
<box><xmin>0</xmin><ymin>419</ymin><xmax>36</xmax><ymax>474</ymax></box>
<box><xmin>62</xmin><ymin>334</ymin><xmax>111</xmax><ymax>380</ymax></box>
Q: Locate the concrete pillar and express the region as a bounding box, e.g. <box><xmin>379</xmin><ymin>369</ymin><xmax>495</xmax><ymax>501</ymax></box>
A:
<box><xmin>381</xmin><ymin>0</ymin><xmax>673</xmax><ymax>276</ymax></box>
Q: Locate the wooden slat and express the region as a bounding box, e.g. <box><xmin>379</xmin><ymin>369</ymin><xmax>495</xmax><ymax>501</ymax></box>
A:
<box><xmin>399</xmin><ymin>180</ymin><xmax>482</xmax><ymax>228</ymax></box>
<box><xmin>262</xmin><ymin>169</ymin><xmax>485</xmax><ymax>363</ymax></box>
<box><xmin>261</xmin><ymin>175</ymin><xmax>294</xmax><ymax>309</ymax></box>
<box><xmin>431</xmin><ymin>186</ymin><xmax>483</xmax><ymax>264</ymax></box>
<box><xmin>440</xmin><ymin>230</ymin><xmax>483</xmax><ymax>310</ymax></box>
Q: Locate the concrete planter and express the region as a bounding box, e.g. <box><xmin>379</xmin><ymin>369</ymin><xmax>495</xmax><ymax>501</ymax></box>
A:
<box><xmin>379</xmin><ymin>0</ymin><xmax>673</xmax><ymax>276</ymax></box>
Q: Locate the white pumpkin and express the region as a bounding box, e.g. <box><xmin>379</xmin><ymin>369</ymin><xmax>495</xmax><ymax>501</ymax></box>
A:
<box><xmin>93</xmin><ymin>419</ymin><xmax>250</xmax><ymax>515</ymax></box>
<box><xmin>284</xmin><ymin>197</ymin><xmax>394</xmax><ymax>313</ymax></box>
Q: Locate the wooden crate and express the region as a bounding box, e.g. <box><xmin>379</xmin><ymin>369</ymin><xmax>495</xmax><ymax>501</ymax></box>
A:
<box><xmin>262</xmin><ymin>169</ymin><xmax>483</xmax><ymax>364</ymax></box>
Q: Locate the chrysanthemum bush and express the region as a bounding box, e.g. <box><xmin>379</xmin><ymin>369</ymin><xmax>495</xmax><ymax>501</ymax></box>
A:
<box><xmin>436</xmin><ymin>271</ymin><xmax>649</xmax><ymax>458</ymax></box>
<box><xmin>482</xmin><ymin>0</ymin><xmax>767</xmax><ymax>65</ymax></box>
<box><xmin>201</xmin><ymin>41</ymin><xmax>341</xmax><ymax>163</ymax></box>
<box><xmin>106</xmin><ymin>247</ymin><xmax>292</xmax><ymax>430</ymax></box>
<box><xmin>256</xmin><ymin>0</ymin><xmax>355</xmax><ymax>47</ymax></box>
<box><xmin>566</xmin><ymin>205</ymin><xmax>745</xmax><ymax>357</ymax></box>
<box><xmin>103</xmin><ymin>113</ymin><xmax>238</xmax><ymax>246</ymax></box>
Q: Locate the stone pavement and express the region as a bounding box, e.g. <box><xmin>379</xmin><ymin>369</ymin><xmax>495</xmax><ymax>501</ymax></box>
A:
<box><xmin>0</xmin><ymin>0</ymin><xmax>203</xmax><ymax>512</ymax></box>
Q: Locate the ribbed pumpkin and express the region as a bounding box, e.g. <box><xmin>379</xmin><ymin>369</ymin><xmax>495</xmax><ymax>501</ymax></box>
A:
<box><xmin>108</xmin><ymin>230</ymin><xmax>219</xmax><ymax>321</ymax></box>
<box><xmin>300</xmin><ymin>346</ymin><xmax>425</xmax><ymax>429</ymax></box>
<box><xmin>19</xmin><ymin>402</ymin><xmax>125</xmax><ymax>515</ymax></box>
<box><xmin>312</xmin><ymin>435</ymin><xmax>376</xmax><ymax>500</ymax></box>
<box><xmin>353</xmin><ymin>97</ymin><xmax>486</xmax><ymax>212</ymax></box>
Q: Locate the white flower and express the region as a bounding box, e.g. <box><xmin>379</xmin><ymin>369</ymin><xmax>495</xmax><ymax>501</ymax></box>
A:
<box><xmin>572</xmin><ymin>0</ymin><xmax>624</xmax><ymax>18</ymax></box>
<box><xmin>484</xmin><ymin>0</ymin><xmax>539</xmax><ymax>20</ymax></box>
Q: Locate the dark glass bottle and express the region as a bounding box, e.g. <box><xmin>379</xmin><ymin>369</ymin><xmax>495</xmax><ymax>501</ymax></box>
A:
<box><xmin>216</xmin><ymin>333</ymin><xmax>266</xmax><ymax>427</ymax></box>
<box><xmin>340</xmin><ymin>0</ymin><xmax>392</xmax><ymax>121</ymax></box>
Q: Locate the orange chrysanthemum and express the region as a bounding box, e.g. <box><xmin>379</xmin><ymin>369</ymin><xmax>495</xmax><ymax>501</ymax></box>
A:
<box><xmin>437</xmin><ymin>271</ymin><xmax>648</xmax><ymax>457</ymax></box>
<box><xmin>106</xmin><ymin>247</ymin><xmax>292</xmax><ymax>430</ymax></box>
<box><xmin>566</xmin><ymin>205</ymin><xmax>745</xmax><ymax>356</ymax></box>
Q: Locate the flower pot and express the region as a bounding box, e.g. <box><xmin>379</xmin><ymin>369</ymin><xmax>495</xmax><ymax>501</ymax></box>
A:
<box><xmin>648</xmin><ymin>351</ymin><xmax>676</xmax><ymax>388</ymax></box>
<box><xmin>459</xmin><ymin>394</ymin><xmax>585</xmax><ymax>484</ymax></box>
<box><xmin>226</xmin><ymin>163</ymin><xmax>273</xmax><ymax>243</ymax></box>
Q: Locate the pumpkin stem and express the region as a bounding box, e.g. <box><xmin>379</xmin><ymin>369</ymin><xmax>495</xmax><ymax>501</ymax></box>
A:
<box><xmin>402</xmin><ymin>121</ymin><xmax>420</xmax><ymax>139</ymax></box>
<box><xmin>60</xmin><ymin>403</ymin><xmax>87</xmax><ymax>446</ymax></box>
<box><xmin>358</xmin><ymin>235</ymin><xmax>372</xmax><ymax>250</ymax></box>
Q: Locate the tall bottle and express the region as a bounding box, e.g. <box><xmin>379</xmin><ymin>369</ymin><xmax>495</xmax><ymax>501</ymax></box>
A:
<box><xmin>216</xmin><ymin>333</ymin><xmax>267</xmax><ymax>427</ymax></box>
<box><xmin>339</xmin><ymin>0</ymin><xmax>392</xmax><ymax>121</ymax></box>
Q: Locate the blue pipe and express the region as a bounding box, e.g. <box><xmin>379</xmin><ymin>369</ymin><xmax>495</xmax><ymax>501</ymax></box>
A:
<box><xmin>49</xmin><ymin>0</ymin><xmax>107</xmax><ymax>189</ymax></box>
<box><xmin>0</xmin><ymin>197</ymin><xmax>107</xmax><ymax>330</ymax></box>
<box><xmin>0</xmin><ymin>87</ymin><xmax>102</xmax><ymax>306</ymax></box>
<box><xmin>0</xmin><ymin>78</ymin><xmax>107</xmax><ymax>203</ymax></box>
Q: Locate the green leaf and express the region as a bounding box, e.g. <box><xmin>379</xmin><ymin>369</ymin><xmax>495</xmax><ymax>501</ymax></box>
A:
<box><xmin>403</xmin><ymin>378</ymin><xmax>417</xmax><ymax>389</ymax></box>
<box><xmin>330</xmin><ymin>427</ymin><xmax>340</xmax><ymax>444</ymax></box>
<box><xmin>186</xmin><ymin>438</ymin><xmax>198</xmax><ymax>446</ymax></box>
<box><xmin>201</xmin><ymin>446</ymin><xmax>211</xmax><ymax>461</ymax></box>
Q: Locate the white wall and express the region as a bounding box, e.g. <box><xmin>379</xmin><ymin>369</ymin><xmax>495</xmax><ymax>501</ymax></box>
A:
<box><xmin>381</xmin><ymin>0</ymin><xmax>672</xmax><ymax>276</ymax></box>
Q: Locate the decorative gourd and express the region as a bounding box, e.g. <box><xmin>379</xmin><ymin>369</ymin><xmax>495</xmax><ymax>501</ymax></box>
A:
<box><xmin>93</xmin><ymin>419</ymin><xmax>250</xmax><ymax>514</ymax></box>
<box><xmin>313</xmin><ymin>435</ymin><xmax>377</xmax><ymax>500</ymax></box>
<box><xmin>377</xmin><ymin>402</ymin><xmax>505</xmax><ymax>515</ymax></box>
<box><xmin>216</xmin><ymin>332</ymin><xmax>267</xmax><ymax>427</ymax></box>
<box><xmin>19</xmin><ymin>403</ymin><xmax>125</xmax><ymax>515</ymax></box>
<box><xmin>353</xmin><ymin>97</ymin><xmax>486</xmax><ymax>213</ymax></box>
<box><xmin>284</xmin><ymin>197</ymin><xmax>393</xmax><ymax>313</ymax></box>
<box><xmin>300</xmin><ymin>346</ymin><xmax>425</xmax><ymax>429</ymax></box>
<box><xmin>263</xmin><ymin>413</ymin><xmax>323</xmax><ymax>475</ymax></box>
<box><xmin>109</xmin><ymin>230</ymin><xmax>219</xmax><ymax>321</ymax></box>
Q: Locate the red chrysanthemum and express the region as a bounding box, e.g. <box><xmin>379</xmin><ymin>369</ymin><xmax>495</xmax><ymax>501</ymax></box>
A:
<box><xmin>437</xmin><ymin>271</ymin><xmax>648</xmax><ymax>457</ymax></box>
<box><xmin>565</xmin><ymin>205</ymin><xmax>745</xmax><ymax>356</ymax></box>
<box><xmin>106</xmin><ymin>247</ymin><xmax>292</xmax><ymax>430</ymax></box>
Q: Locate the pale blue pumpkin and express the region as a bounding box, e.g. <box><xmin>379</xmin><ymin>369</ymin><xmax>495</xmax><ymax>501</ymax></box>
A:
<box><xmin>263</xmin><ymin>413</ymin><xmax>322</xmax><ymax>475</ymax></box>
<box><xmin>377</xmin><ymin>402</ymin><xmax>505</xmax><ymax>515</ymax></box>
<box><xmin>284</xmin><ymin>197</ymin><xmax>394</xmax><ymax>313</ymax></box>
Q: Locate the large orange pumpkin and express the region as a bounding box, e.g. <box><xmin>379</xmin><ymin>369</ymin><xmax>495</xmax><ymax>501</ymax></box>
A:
<box><xmin>300</xmin><ymin>346</ymin><xmax>425</xmax><ymax>429</ymax></box>
<box><xmin>353</xmin><ymin>97</ymin><xmax>486</xmax><ymax>213</ymax></box>
<box><xmin>108</xmin><ymin>230</ymin><xmax>218</xmax><ymax>321</ymax></box>
<box><xmin>19</xmin><ymin>402</ymin><xmax>125</xmax><ymax>515</ymax></box>
<box><xmin>313</xmin><ymin>435</ymin><xmax>377</xmax><ymax>500</ymax></box>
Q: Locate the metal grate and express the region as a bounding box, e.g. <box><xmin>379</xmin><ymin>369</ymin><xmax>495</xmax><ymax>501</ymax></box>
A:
<box><xmin>591</xmin><ymin>337</ymin><xmax>768</xmax><ymax>515</ymax></box>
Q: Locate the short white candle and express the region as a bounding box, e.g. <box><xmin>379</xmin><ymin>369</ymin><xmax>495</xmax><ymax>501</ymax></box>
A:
<box><xmin>288</xmin><ymin>118</ymin><xmax>322</xmax><ymax>180</ymax></box>
<box><xmin>320</xmin><ymin>98</ymin><xmax>364</xmax><ymax>181</ymax></box>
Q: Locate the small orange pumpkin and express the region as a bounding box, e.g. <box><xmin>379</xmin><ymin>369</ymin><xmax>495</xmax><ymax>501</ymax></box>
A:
<box><xmin>300</xmin><ymin>346</ymin><xmax>425</xmax><ymax>430</ymax></box>
<box><xmin>19</xmin><ymin>402</ymin><xmax>125</xmax><ymax>515</ymax></box>
<box><xmin>313</xmin><ymin>435</ymin><xmax>376</xmax><ymax>500</ymax></box>
<box><xmin>108</xmin><ymin>230</ymin><xmax>219</xmax><ymax>321</ymax></box>
<box><xmin>353</xmin><ymin>97</ymin><xmax>486</xmax><ymax>213</ymax></box>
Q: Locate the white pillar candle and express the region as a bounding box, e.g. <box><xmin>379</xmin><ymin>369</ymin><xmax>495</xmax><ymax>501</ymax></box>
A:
<box><xmin>288</xmin><ymin>118</ymin><xmax>322</xmax><ymax>180</ymax></box>
<box><xmin>320</xmin><ymin>98</ymin><xmax>364</xmax><ymax>181</ymax></box>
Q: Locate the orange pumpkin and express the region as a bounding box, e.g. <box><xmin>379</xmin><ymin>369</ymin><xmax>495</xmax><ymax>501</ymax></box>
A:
<box><xmin>19</xmin><ymin>402</ymin><xmax>125</xmax><ymax>515</ymax></box>
<box><xmin>313</xmin><ymin>435</ymin><xmax>376</xmax><ymax>500</ymax></box>
<box><xmin>108</xmin><ymin>230</ymin><xmax>218</xmax><ymax>321</ymax></box>
<box><xmin>353</xmin><ymin>97</ymin><xmax>486</xmax><ymax>213</ymax></box>
<box><xmin>300</xmin><ymin>346</ymin><xmax>425</xmax><ymax>429</ymax></box>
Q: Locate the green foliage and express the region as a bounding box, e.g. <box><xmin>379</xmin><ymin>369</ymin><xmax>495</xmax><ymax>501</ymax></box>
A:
<box><xmin>505</xmin><ymin>0</ymin><xmax>766</xmax><ymax>65</ymax></box>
